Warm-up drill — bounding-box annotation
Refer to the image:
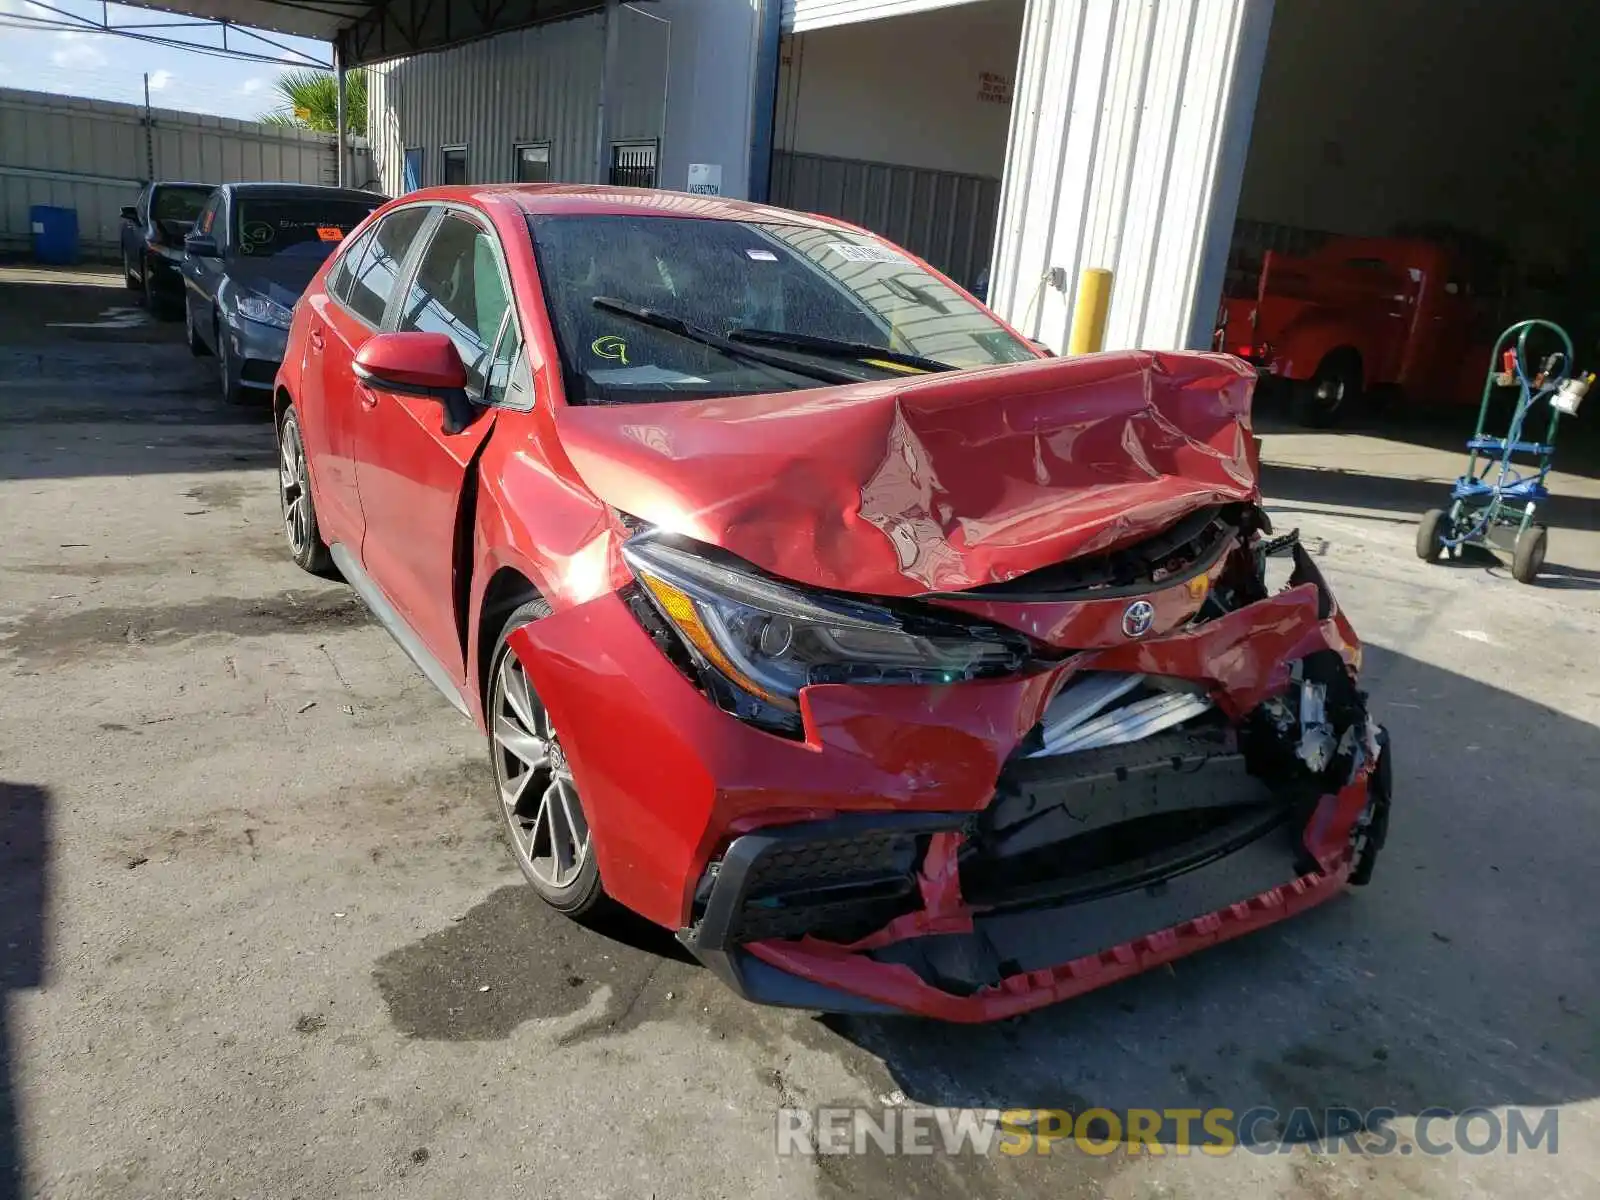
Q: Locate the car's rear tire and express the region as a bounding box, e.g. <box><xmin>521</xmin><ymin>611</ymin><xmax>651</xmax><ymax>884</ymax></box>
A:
<box><xmin>142</xmin><ymin>259</ymin><xmax>176</xmax><ymax>320</ymax></box>
<box><xmin>276</xmin><ymin>406</ymin><xmax>334</xmax><ymax>576</ymax></box>
<box><xmin>487</xmin><ymin>600</ymin><xmax>607</xmax><ymax>918</ymax></box>
<box><xmin>1291</xmin><ymin>351</ymin><xmax>1362</xmax><ymax>428</ymax></box>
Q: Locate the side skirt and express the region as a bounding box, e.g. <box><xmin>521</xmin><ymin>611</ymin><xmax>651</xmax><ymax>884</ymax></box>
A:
<box><xmin>329</xmin><ymin>542</ymin><xmax>471</xmax><ymax>719</ymax></box>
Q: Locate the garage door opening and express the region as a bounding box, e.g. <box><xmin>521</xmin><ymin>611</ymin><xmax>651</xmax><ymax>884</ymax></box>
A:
<box><xmin>770</xmin><ymin>0</ymin><xmax>1023</xmax><ymax>297</ymax></box>
<box><xmin>1222</xmin><ymin>0</ymin><xmax>1600</xmax><ymax>428</ymax></box>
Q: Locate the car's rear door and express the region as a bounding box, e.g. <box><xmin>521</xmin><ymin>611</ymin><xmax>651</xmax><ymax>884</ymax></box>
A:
<box><xmin>308</xmin><ymin>204</ymin><xmax>434</xmax><ymax>551</ymax></box>
<box><xmin>351</xmin><ymin>207</ymin><xmax>519</xmax><ymax>686</ymax></box>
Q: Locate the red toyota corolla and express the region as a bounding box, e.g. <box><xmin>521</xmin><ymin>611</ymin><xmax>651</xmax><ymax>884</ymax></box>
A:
<box><xmin>273</xmin><ymin>184</ymin><xmax>1392</xmax><ymax>1021</ymax></box>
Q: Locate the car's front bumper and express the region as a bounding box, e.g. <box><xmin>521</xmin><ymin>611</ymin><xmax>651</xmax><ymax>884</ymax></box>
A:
<box><xmin>223</xmin><ymin>315</ymin><xmax>288</xmax><ymax>392</ymax></box>
<box><xmin>507</xmin><ymin>541</ymin><xmax>1388</xmax><ymax>1021</ymax></box>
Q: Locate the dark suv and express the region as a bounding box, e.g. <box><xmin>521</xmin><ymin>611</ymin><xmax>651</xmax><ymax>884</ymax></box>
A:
<box><xmin>120</xmin><ymin>181</ymin><xmax>215</xmax><ymax>317</ymax></box>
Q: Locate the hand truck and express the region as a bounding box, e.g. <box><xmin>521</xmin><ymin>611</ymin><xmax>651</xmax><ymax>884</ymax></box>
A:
<box><xmin>1416</xmin><ymin>319</ymin><xmax>1590</xmax><ymax>583</ymax></box>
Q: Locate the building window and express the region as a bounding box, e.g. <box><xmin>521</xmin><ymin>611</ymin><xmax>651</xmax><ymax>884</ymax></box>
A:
<box><xmin>608</xmin><ymin>141</ymin><xmax>658</xmax><ymax>189</ymax></box>
<box><xmin>402</xmin><ymin>148</ymin><xmax>425</xmax><ymax>193</ymax></box>
<box><xmin>441</xmin><ymin>145</ymin><xmax>468</xmax><ymax>186</ymax></box>
<box><xmin>514</xmin><ymin>143</ymin><xmax>551</xmax><ymax>184</ymax></box>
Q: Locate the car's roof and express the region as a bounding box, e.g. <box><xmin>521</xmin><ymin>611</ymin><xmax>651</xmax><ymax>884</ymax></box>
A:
<box><xmin>405</xmin><ymin>184</ymin><xmax>852</xmax><ymax>230</ymax></box>
<box><xmin>152</xmin><ymin>181</ymin><xmax>216</xmax><ymax>191</ymax></box>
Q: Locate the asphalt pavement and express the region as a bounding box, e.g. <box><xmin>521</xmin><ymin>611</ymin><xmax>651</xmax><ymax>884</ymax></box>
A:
<box><xmin>2</xmin><ymin>264</ymin><xmax>1598</xmax><ymax>1199</ymax></box>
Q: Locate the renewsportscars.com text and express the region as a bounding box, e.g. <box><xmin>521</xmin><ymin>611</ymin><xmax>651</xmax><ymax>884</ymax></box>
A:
<box><xmin>775</xmin><ymin>1106</ymin><xmax>1559</xmax><ymax>1158</ymax></box>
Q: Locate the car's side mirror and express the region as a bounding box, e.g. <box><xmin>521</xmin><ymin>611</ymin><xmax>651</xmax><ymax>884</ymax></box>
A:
<box><xmin>353</xmin><ymin>332</ymin><xmax>475</xmax><ymax>434</ymax></box>
<box><xmin>185</xmin><ymin>234</ymin><xmax>219</xmax><ymax>258</ymax></box>
<box><xmin>120</xmin><ymin>205</ymin><xmax>138</xmax><ymax>222</ymax></box>
<box><xmin>1029</xmin><ymin>339</ymin><xmax>1057</xmax><ymax>358</ymax></box>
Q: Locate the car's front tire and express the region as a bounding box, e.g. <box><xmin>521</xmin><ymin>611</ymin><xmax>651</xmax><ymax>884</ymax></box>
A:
<box><xmin>217</xmin><ymin>319</ymin><xmax>247</xmax><ymax>405</ymax></box>
<box><xmin>487</xmin><ymin>600</ymin><xmax>606</xmax><ymax>918</ymax></box>
<box><xmin>276</xmin><ymin>406</ymin><xmax>334</xmax><ymax>576</ymax></box>
<box><xmin>142</xmin><ymin>258</ymin><xmax>176</xmax><ymax>320</ymax></box>
<box><xmin>183</xmin><ymin>299</ymin><xmax>209</xmax><ymax>360</ymax></box>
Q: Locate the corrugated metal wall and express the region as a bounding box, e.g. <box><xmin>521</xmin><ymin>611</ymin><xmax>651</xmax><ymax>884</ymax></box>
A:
<box><xmin>367</xmin><ymin>10</ymin><xmax>670</xmax><ymax>197</ymax></box>
<box><xmin>770</xmin><ymin>150</ymin><xmax>998</xmax><ymax>291</ymax></box>
<box><xmin>988</xmin><ymin>0</ymin><xmax>1274</xmax><ymax>352</ymax></box>
<box><xmin>782</xmin><ymin>0</ymin><xmax>988</xmax><ymax>33</ymax></box>
<box><xmin>368</xmin><ymin>18</ymin><xmax>604</xmax><ymax>197</ymax></box>
<box><xmin>0</xmin><ymin>86</ymin><xmax>341</xmax><ymax>260</ymax></box>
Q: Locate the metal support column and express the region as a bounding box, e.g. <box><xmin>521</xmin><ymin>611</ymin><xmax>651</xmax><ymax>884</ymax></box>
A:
<box><xmin>595</xmin><ymin>0</ymin><xmax>621</xmax><ymax>184</ymax></box>
<box><xmin>334</xmin><ymin>45</ymin><xmax>348</xmax><ymax>188</ymax></box>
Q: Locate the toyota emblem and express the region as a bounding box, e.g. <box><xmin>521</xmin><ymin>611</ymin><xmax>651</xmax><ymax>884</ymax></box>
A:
<box><xmin>1122</xmin><ymin>600</ymin><xmax>1156</xmax><ymax>639</ymax></box>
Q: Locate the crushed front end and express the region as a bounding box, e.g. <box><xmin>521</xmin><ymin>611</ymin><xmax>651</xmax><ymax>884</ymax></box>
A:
<box><xmin>675</xmin><ymin>514</ymin><xmax>1392</xmax><ymax>1020</ymax></box>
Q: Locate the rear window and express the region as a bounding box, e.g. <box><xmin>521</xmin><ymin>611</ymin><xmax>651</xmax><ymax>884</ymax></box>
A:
<box><xmin>235</xmin><ymin>197</ymin><xmax>382</xmax><ymax>260</ymax></box>
<box><xmin>153</xmin><ymin>187</ymin><xmax>212</xmax><ymax>223</ymax></box>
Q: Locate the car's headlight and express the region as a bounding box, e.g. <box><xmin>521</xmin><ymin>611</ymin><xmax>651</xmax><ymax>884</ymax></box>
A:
<box><xmin>622</xmin><ymin>536</ymin><xmax>1030</xmax><ymax>736</ymax></box>
<box><xmin>236</xmin><ymin>293</ymin><xmax>293</xmax><ymax>330</ymax></box>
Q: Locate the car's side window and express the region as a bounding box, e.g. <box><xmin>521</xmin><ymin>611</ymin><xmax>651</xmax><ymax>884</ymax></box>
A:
<box><xmin>393</xmin><ymin>212</ymin><xmax>512</xmax><ymax>395</ymax></box>
<box><xmin>484</xmin><ymin>314</ymin><xmax>528</xmax><ymax>409</ymax></box>
<box><xmin>347</xmin><ymin>207</ymin><xmax>431</xmax><ymax>326</ymax></box>
<box><xmin>326</xmin><ymin>224</ymin><xmax>377</xmax><ymax>307</ymax></box>
<box><xmin>136</xmin><ymin>186</ymin><xmax>150</xmax><ymax>225</ymax></box>
<box><xmin>196</xmin><ymin>194</ymin><xmax>219</xmax><ymax>238</ymax></box>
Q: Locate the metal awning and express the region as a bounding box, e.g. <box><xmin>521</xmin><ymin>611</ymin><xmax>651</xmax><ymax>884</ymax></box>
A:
<box><xmin>105</xmin><ymin>0</ymin><xmax>601</xmax><ymax>66</ymax></box>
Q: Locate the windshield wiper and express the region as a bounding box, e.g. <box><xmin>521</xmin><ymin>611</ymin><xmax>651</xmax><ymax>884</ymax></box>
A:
<box><xmin>724</xmin><ymin>328</ymin><xmax>956</xmax><ymax>373</ymax></box>
<box><xmin>591</xmin><ymin>297</ymin><xmax>858</xmax><ymax>385</ymax></box>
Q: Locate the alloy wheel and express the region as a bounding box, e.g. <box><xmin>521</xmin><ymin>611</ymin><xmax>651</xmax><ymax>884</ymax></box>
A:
<box><xmin>278</xmin><ymin>419</ymin><xmax>311</xmax><ymax>558</ymax></box>
<box><xmin>1315</xmin><ymin>376</ymin><xmax>1346</xmax><ymax>415</ymax></box>
<box><xmin>491</xmin><ymin>650</ymin><xmax>590</xmax><ymax>890</ymax></box>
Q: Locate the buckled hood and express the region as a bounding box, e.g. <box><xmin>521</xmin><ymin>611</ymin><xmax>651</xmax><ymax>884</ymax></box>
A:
<box><xmin>555</xmin><ymin>349</ymin><xmax>1260</xmax><ymax>597</ymax></box>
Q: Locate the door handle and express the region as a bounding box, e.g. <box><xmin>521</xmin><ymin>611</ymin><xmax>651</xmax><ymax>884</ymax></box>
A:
<box><xmin>309</xmin><ymin>326</ymin><xmax>325</xmax><ymax>352</ymax></box>
<box><xmin>356</xmin><ymin>381</ymin><xmax>379</xmax><ymax>410</ymax></box>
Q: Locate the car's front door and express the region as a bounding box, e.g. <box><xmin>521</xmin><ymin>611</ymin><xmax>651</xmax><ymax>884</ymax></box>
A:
<box><xmin>312</xmin><ymin>204</ymin><xmax>434</xmax><ymax>552</ymax></box>
<box><xmin>182</xmin><ymin>191</ymin><xmax>225</xmax><ymax>345</ymax></box>
<box><xmin>352</xmin><ymin>208</ymin><xmax>517</xmax><ymax>685</ymax></box>
<box><xmin>122</xmin><ymin>185</ymin><xmax>148</xmax><ymax>271</ymax></box>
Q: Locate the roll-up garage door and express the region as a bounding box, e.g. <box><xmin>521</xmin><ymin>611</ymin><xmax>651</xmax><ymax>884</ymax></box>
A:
<box><xmin>782</xmin><ymin>0</ymin><xmax>988</xmax><ymax>34</ymax></box>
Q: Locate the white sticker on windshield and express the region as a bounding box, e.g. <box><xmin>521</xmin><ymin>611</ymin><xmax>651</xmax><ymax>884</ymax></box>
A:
<box><xmin>827</xmin><ymin>241</ymin><xmax>906</xmax><ymax>265</ymax></box>
<box><xmin>745</xmin><ymin>248</ymin><xmax>778</xmax><ymax>261</ymax></box>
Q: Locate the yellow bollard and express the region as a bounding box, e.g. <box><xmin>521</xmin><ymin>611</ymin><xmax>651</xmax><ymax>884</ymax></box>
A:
<box><xmin>1067</xmin><ymin>268</ymin><xmax>1113</xmax><ymax>355</ymax></box>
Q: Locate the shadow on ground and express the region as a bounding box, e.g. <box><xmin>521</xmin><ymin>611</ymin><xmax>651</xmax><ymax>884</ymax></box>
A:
<box><xmin>0</xmin><ymin>783</ymin><xmax>50</xmax><ymax>1200</ymax></box>
<box><xmin>0</xmin><ymin>276</ymin><xmax>274</xmax><ymax>483</ymax></box>
<box><xmin>1261</xmin><ymin>461</ymin><xmax>1600</xmax><ymax>589</ymax></box>
<box><xmin>1255</xmin><ymin>386</ymin><xmax>1600</xmax><ymax>482</ymax></box>
<box><xmin>812</xmin><ymin>644</ymin><xmax>1598</xmax><ymax>1162</ymax></box>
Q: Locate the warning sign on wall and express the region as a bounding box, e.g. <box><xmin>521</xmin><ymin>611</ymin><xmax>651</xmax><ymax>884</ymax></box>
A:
<box><xmin>688</xmin><ymin>163</ymin><xmax>723</xmax><ymax>195</ymax></box>
<box><xmin>978</xmin><ymin>71</ymin><xmax>1012</xmax><ymax>105</ymax></box>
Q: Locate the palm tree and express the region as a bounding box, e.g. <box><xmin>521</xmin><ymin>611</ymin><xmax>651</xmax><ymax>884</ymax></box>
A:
<box><xmin>259</xmin><ymin>68</ymin><xmax>368</xmax><ymax>137</ymax></box>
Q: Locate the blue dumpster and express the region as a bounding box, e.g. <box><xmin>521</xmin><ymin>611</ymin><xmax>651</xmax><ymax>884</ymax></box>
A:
<box><xmin>30</xmin><ymin>205</ymin><xmax>80</xmax><ymax>265</ymax></box>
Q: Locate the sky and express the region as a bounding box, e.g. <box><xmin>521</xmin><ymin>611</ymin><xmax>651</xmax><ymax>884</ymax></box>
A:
<box><xmin>0</xmin><ymin>0</ymin><xmax>331</xmax><ymax>121</ymax></box>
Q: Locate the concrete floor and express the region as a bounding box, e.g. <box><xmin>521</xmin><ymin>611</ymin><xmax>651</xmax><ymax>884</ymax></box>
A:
<box><xmin>2</xmin><ymin>265</ymin><xmax>1598</xmax><ymax>1199</ymax></box>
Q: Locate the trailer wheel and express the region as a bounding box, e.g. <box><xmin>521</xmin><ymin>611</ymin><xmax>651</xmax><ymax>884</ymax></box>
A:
<box><xmin>1416</xmin><ymin>508</ymin><xmax>1448</xmax><ymax>562</ymax></box>
<box><xmin>1292</xmin><ymin>351</ymin><xmax>1362</xmax><ymax>428</ymax></box>
<box><xmin>1512</xmin><ymin>524</ymin><xmax>1547</xmax><ymax>584</ymax></box>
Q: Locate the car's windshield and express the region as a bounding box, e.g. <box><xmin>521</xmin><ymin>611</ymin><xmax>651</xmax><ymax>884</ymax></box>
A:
<box><xmin>527</xmin><ymin>213</ymin><xmax>1034</xmax><ymax>404</ymax></box>
<box><xmin>154</xmin><ymin>186</ymin><xmax>213</xmax><ymax>224</ymax></box>
<box><xmin>234</xmin><ymin>197</ymin><xmax>380</xmax><ymax>260</ymax></box>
